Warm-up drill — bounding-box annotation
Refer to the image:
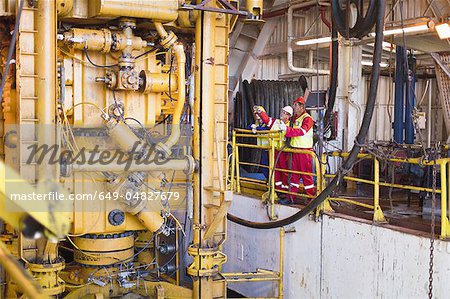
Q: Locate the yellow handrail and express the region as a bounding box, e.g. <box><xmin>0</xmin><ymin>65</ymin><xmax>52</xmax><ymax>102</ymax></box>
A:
<box><xmin>231</xmin><ymin>129</ymin><xmax>450</xmax><ymax>238</ymax></box>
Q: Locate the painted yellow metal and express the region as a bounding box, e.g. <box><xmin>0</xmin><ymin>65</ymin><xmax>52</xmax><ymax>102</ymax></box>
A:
<box><xmin>62</xmin><ymin>28</ymin><xmax>113</xmax><ymax>53</ymax></box>
<box><xmin>28</xmin><ymin>261</ymin><xmax>66</xmax><ymax>296</ymax></box>
<box><xmin>56</xmin><ymin>0</ymin><xmax>74</xmax><ymax>16</ymax></box>
<box><xmin>372</xmin><ymin>158</ymin><xmax>386</xmax><ymax>223</ymax></box>
<box><xmin>36</xmin><ymin>0</ymin><xmax>57</xmax><ymax>181</ymax></box>
<box><xmin>139</xmin><ymin>71</ymin><xmax>178</xmax><ymax>93</ymax></box>
<box><xmin>0</xmin><ymin>241</ymin><xmax>47</xmax><ymax>299</ymax></box>
<box><xmin>88</xmin><ymin>0</ymin><xmax>180</xmax><ymax>22</ymax></box>
<box><xmin>155</xmin><ymin>25</ymin><xmax>186</xmax><ymax>157</ymax></box>
<box><xmin>440</xmin><ymin>161</ymin><xmax>450</xmax><ymax>239</ymax></box>
<box><xmin>73</xmin><ymin>234</ymin><xmax>134</xmax><ymax>266</ymax></box>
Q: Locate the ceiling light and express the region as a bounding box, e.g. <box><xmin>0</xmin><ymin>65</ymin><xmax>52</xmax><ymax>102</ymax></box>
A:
<box><xmin>369</xmin><ymin>24</ymin><xmax>430</xmax><ymax>37</ymax></box>
<box><xmin>436</xmin><ymin>23</ymin><xmax>450</xmax><ymax>39</ymax></box>
<box><xmin>361</xmin><ymin>61</ymin><xmax>389</xmax><ymax>68</ymax></box>
<box><xmin>295</xmin><ymin>36</ymin><xmax>332</xmax><ymax>46</ymax></box>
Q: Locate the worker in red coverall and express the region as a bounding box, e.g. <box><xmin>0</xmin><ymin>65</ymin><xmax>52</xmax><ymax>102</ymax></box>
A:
<box><xmin>254</xmin><ymin>105</ymin><xmax>293</xmax><ymax>192</ymax></box>
<box><xmin>278</xmin><ymin>97</ymin><xmax>315</xmax><ymax>199</ymax></box>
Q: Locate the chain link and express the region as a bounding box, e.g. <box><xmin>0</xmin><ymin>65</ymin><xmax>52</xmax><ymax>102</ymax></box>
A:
<box><xmin>428</xmin><ymin>154</ymin><xmax>436</xmax><ymax>299</ymax></box>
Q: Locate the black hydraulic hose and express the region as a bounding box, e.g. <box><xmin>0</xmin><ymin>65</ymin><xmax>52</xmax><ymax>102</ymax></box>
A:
<box><xmin>332</xmin><ymin>0</ymin><xmax>377</xmax><ymax>39</ymax></box>
<box><xmin>227</xmin><ymin>0</ymin><xmax>386</xmax><ymax>229</ymax></box>
<box><xmin>323</xmin><ymin>20</ymin><xmax>339</xmax><ymax>130</ymax></box>
<box><xmin>0</xmin><ymin>0</ymin><xmax>24</xmax><ymax>105</ymax></box>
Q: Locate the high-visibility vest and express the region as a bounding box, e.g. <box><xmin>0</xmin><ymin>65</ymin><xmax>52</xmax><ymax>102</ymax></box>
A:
<box><xmin>291</xmin><ymin>113</ymin><xmax>313</xmax><ymax>149</ymax></box>
<box><xmin>271</xmin><ymin>119</ymin><xmax>289</xmax><ymax>150</ymax></box>
<box><xmin>256</xmin><ymin>125</ymin><xmax>269</xmax><ymax>147</ymax></box>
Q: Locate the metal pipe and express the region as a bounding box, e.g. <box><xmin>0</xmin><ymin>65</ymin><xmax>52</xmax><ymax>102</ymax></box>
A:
<box><xmin>72</xmin><ymin>156</ymin><xmax>194</xmax><ymax>174</ymax></box>
<box><xmin>36</xmin><ymin>0</ymin><xmax>57</xmax><ymax>180</ymax></box>
<box><xmin>154</xmin><ymin>23</ymin><xmax>186</xmax><ymax>157</ymax></box>
<box><xmin>287</xmin><ymin>1</ymin><xmax>330</xmax><ymax>75</ymax></box>
<box><xmin>90</xmin><ymin>0</ymin><xmax>180</xmax><ymax>22</ymax></box>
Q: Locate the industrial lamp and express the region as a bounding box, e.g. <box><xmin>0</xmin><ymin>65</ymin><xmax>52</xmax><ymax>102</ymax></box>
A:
<box><xmin>435</xmin><ymin>23</ymin><xmax>450</xmax><ymax>39</ymax></box>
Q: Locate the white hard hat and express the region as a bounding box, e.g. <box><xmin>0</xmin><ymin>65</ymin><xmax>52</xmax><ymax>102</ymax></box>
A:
<box><xmin>282</xmin><ymin>106</ymin><xmax>293</xmax><ymax>116</ymax></box>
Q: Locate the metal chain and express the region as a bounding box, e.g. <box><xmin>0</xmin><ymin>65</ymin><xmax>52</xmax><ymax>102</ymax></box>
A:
<box><xmin>428</xmin><ymin>154</ymin><xmax>436</xmax><ymax>299</ymax></box>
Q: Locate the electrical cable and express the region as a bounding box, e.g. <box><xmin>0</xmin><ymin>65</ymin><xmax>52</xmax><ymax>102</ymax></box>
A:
<box><xmin>83</xmin><ymin>47</ymin><xmax>118</xmax><ymax>68</ymax></box>
<box><xmin>227</xmin><ymin>0</ymin><xmax>387</xmax><ymax>229</ymax></box>
<box><xmin>0</xmin><ymin>0</ymin><xmax>24</xmax><ymax>105</ymax></box>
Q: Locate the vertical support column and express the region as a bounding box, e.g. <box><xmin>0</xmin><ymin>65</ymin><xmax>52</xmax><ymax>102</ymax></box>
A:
<box><xmin>35</xmin><ymin>0</ymin><xmax>57</xmax><ymax>180</ymax></box>
<box><xmin>337</xmin><ymin>42</ymin><xmax>363</xmax><ymax>151</ymax></box>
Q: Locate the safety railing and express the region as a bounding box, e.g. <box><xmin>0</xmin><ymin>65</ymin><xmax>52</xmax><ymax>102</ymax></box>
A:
<box><xmin>326</xmin><ymin>152</ymin><xmax>450</xmax><ymax>239</ymax></box>
<box><xmin>231</xmin><ymin>129</ymin><xmax>329</xmax><ymax>220</ymax></box>
<box><xmin>230</xmin><ymin>129</ymin><xmax>450</xmax><ymax>239</ymax></box>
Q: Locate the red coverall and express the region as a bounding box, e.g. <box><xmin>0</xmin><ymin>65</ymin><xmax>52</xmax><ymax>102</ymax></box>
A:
<box><xmin>259</xmin><ymin>112</ymin><xmax>290</xmax><ymax>191</ymax></box>
<box><xmin>285</xmin><ymin>113</ymin><xmax>315</xmax><ymax>197</ymax></box>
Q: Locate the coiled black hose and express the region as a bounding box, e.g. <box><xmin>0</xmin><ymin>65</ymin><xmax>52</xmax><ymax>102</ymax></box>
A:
<box><xmin>227</xmin><ymin>0</ymin><xmax>386</xmax><ymax>229</ymax></box>
<box><xmin>332</xmin><ymin>0</ymin><xmax>377</xmax><ymax>39</ymax></box>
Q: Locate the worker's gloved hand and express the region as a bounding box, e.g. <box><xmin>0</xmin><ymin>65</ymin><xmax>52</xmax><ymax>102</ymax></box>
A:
<box><xmin>278</xmin><ymin>123</ymin><xmax>287</xmax><ymax>132</ymax></box>
<box><xmin>251</xmin><ymin>124</ymin><xmax>258</xmax><ymax>134</ymax></box>
<box><xmin>253</xmin><ymin>105</ymin><xmax>263</xmax><ymax>114</ymax></box>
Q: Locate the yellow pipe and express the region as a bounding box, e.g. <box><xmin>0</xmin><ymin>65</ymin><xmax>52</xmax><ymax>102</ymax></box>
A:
<box><xmin>90</xmin><ymin>0</ymin><xmax>180</xmax><ymax>22</ymax></box>
<box><xmin>0</xmin><ymin>242</ymin><xmax>47</xmax><ymax>299</ymax></box>
<box><xmin>36</xmin><ymin>0</ymin><xmax>57</xmax><ymax>180</ymax></box>
<box><xmin>72</xmin><ymin>156</ymin><xmax>194</xmax><ymax>174</ymax></box>
<box><xmin>154</xmin><ymin>23</ymin><xmax>186</xmax><ymax>157</ymax></box>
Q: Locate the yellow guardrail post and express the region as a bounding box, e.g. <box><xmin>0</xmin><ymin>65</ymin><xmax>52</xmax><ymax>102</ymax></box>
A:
<box><xmin>231</xmin><ymin>130</ymin><xmax>236</xmax><ymax>192</ymax></box>
<box><xmin>235</xmin><ymin>132</ymin><xmax>241</xmax><ymax>193</ymax></box>
<box><xmin>268</xmin><ymin>134</ymin><xmax>276</xmax><ymax>220</ymax></box>
<box><xmin>440</xmin><ymin>160</ymin><xmax>450</xmax><ymax>239</ymax></box>
<box><xmin>319</xmin><ymin>153</ymin><xmax>333</xmax><ymax>213</ymax></box>
<box><xmin>373</xmin><ymin>158</ymin><xmax>386</xmax><ymax>223</ymax></box>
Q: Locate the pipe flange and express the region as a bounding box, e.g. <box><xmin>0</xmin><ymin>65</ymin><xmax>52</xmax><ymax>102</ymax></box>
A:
<box><xmin>160</xmin><ymin>31</ymin><xmax>178</xmax><ymax>49</ymax></box>
<box><xmin>184</xmin><ymin>155</ymin><xmax>197</xmax><ymax>175</ymax></box>
<box><xmin>4</xmin><ymin>130</ymin><xmax>17</xmax><ymax>148</ymax></box>
<box><xmin>155</xmin><ymin>142</ymin><xmax>172</xmax><ymax>159</ymax></box>
<box><xmin>108</xmin><ymin>209</ymin><xmax>125</xmax><ymax>226</ymax></box>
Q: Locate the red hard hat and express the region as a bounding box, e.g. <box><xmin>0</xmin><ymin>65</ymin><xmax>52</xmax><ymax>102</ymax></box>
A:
<box><xmin>294</xmin><ymin>96</ymin><xmax>306</xmax><ymax>105</ymax></box>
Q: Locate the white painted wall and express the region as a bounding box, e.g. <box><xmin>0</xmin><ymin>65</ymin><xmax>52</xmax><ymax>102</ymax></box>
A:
<box><xmin>224</xmin><ymin>195</ymin><xmax>450</xmax><ymax>298</ymax></box>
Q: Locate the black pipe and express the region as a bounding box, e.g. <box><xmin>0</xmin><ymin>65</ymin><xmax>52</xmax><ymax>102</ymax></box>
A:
<box><xmin>227</xmin><ymin>0</ymin><xmax>386</xmax><ymax>229</ymax></box>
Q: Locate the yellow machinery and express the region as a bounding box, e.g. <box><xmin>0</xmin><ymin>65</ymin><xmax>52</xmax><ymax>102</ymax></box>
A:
<box><xmin>0</xmin><ymin>0</ymin><xmax>263</xmax><ymax>298</ymax></box>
